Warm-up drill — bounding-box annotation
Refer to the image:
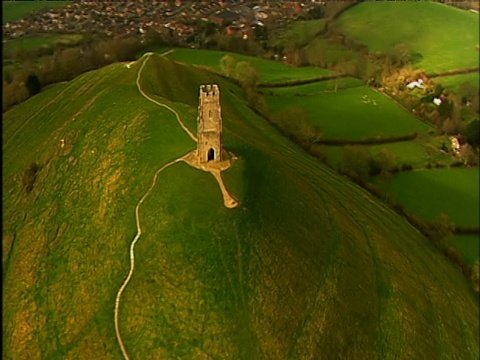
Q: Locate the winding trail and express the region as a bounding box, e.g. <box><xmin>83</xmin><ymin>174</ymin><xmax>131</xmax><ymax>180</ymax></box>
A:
<box><xmin>114</xmin><ymin>51</ymin><xmax>238</xmax><ymax>360</ymax></box>
<box><xmin>114</xmin><ymin>156</ymin><xmax>186</xmax><ymax>360</ymax></box>
<box><xmin>135</xmin><ymin>52</ymin><xmax>197</xmax><ymax>142</ymax></box>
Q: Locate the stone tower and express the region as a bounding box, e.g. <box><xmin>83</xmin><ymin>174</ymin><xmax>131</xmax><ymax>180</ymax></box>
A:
<box><xmin>197</xmin><ymin>84</ymin><xmax>222</xmax><ymax>163</ymax></box>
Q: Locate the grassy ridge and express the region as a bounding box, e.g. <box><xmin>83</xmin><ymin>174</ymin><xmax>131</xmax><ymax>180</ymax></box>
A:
<box><xmin>2</xmin><ymin>1</ymin><xmax>73</xmax><ymax>24</ymax></box>
<box><xmin>336</xmin><ymin>1</ymin><xmax>479</xmax><ymax>73</ymax></box>
<box><xmin>166</xmin><ymin>48</ymin><xmax>333</xmax><ymax>83</ymax></box>
<box><xmin>3</xmin><ymin>55</ymin><xmax>478</xmax><ymax>359</ymax></box>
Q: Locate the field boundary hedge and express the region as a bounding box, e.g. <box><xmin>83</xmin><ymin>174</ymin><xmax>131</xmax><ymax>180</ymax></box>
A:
<box><xmin>313</xmin><ymin>132</ymin><xmax>417</xmax><ymax>145</ymax></box>
<box><xmin>427</xmin><ymin>67</ymin><xmax>480</xmax><ymax>79</ymax></box>
<box><xmin>454</xmin><ymin>226</ymin><xmax>480</xmax><ymax>235</ymax></box>
<box><xmin>258</xmin><ymin>73</ymin><xmax>350</xmax><ymax>88</ymax></box>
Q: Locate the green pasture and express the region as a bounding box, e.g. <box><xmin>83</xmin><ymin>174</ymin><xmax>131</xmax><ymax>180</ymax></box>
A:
<box><xmin>2</xmin><ymin>1</ymin><xmax>72</xmax><ymax>24</ymax></box>
<box><xmin>3</xmin><ymin>33</ymin><xmax>83</xmax><ymax>53</ymax></box>
<box><xmin>336</xmin><ymin>1</ymin><xmax>480</xmax><ymax>73</ymax></box>
<box><xmin>3</xmin><ymin>54</ymin><xmax>478</xmax><ymax>359</ymax></box>
<box><xmin>166</xmin><ymin>48</ymin><xmax>333</xmax><ymax>83</ymax></box>
<box><xmin>322</xmin><ymin>137</ymin><xmax>453</xmax><ymax>171</ymax></box>
<box><xmin>266</xmin><ymin>83</ymin><xmax>433</xmax><ymax>140</ymax></box>
<box><xmin>369</xmin><ymin>137</ymin><xmax>454</xmax><ymax>168</ymax></box>
<box><xmin>385</xmin><ymin>168</ymin><xmax>480</xmax><ymax>228</ymax></box>
<box><xmin>434</xmin><ymin>72</ymin><xmax>480</xmax><ymax>92</ymax></box>
<box><xmin>452</xmin><ymin>234</ymin><xmax>479</xmax><ymax>266</ymax></box>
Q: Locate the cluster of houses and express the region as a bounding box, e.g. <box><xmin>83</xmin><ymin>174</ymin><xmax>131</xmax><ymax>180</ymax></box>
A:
<box><xmin>406</xmin><ymin>76</ymin><xmax>445</xmax><ymax>107</ymax></box>
<box><xmin>3</xmin><ymin>1</ymin><xmax>323</xmax><ymax>43</ymax></box>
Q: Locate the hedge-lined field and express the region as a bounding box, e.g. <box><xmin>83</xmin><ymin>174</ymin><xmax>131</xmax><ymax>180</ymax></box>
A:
<box><xmin>386</xmin><ymin>168</ymin><xmax>480</xmax><ymax>228</ymax></box>
<box><xmin>166</xmin><ymin>48</ymin><xmax>333</xmax><ymax>83</ymax></box>
<box><xmin>266</xmin><ymin>83</ymin><xmax>432</xmax><ymax>140</ymax></box>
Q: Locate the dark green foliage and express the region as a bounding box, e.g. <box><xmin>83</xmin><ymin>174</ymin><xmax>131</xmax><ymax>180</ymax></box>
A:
<box><xmin>308</xmin><ymin>5</ymin><xmax>325</xmax><ymax>19</ymax></box>
<box><xmin>22</xmin><ymin>162</ymin><xmax>40</xmax><ymax>194</ymax></box>
<box><xmin>438</xmin><ymin>100</ymin><xmax>454</xmax><ymax>119</ymax></box>
<box><xmin>339</xmin><ymin>145</ymin><xmax>371</xmax><ymax>183</ymax></box>
<box><xmin>25</xmin><ymin>73</ymin><xmax>41</xmax><ymax>96</ymax></box>
<box><xmin>400</xmin><ymin>163</ymin><xmax>413</xmax><ymax>172</ymax></box>
<box><xmin>369</xmin><ymin>149</ymin><xmax>398</xmax><ymax>176</ymax></box>
<box><xmin>461</xmin><ymin>120</ymin><xmax>480</xmax><ymax>147</ymax></box>
<box><xmin>271</xmin><ymin>106</ymin><xmax>323</xmax><ymax>145</ymax></box>
<box><xmin>450</xmin><ymin>161</ymin><xmax>464</xmax><ymax>168</ymax></box>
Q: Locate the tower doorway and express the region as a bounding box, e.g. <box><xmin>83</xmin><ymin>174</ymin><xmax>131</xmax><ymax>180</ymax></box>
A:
<box><xmin>207</xmin><ymin>148</ymin><xmax>215</xmax><ymax>161</ymax></box>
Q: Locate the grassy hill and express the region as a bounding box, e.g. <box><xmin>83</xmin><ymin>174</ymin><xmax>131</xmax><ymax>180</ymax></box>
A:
<box><xmin>335</xmin><ymin>1</ymin><xmax>479</xmax><ymax>73</ymax></box>
<box><xmin>3</xmin><ymin>54</ymin><xmax>479</xmax><ymax>359</ymax></box>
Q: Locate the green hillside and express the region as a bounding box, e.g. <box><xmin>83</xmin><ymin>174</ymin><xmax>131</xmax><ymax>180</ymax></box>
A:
<box><xmin>336</xmin><ymin>1</ymin><xmax>479</xmax><ymax>73</ymax></box>
<box><xmin>3</xmin><ymin>54</ymin><xmax>479</xmax><ymax>359</ymax></box>
<box><xmin>166</xmin><ymin>48</ymin><xmax>333</xmax><ymax>83</ymax></box>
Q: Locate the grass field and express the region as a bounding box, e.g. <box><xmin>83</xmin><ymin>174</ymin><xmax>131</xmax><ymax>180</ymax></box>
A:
<box><xmin>266</xmin><ymin>82</ymin><xmax>433</xmax><ymax>139</ymax></box>
<box><xmin>336</xmin><ymin>1</ymin><xmax>480</xmax><ymax>73</ymax></box>
<box><xmin>3</xmin><ymin>33</ymin><xmax>83</xmax><ymax>53</ymax></box>
<box><xmin>3</xmin><ymin>54</ymin><xmax>478</xmax><ymax>358</ymax></box>
<box><xmin>385</xmin><ymin>168</ymin><xmax>480</xmax><ymax>228</ymax></box>
<box><xmin>166</xmin><ymin>48</ymin><xmax>333</xmax><ymax>83</ymax></box>
<box><xmin>434</xmin><ymin>72</ymin><xmax>480</xmax><ymax>92</ymax></box>
<box><xmin>2</xmin><ymin>1</ymin><xmax>72</xmax><ymax>24</ymax></box>
<box><xmin>273</xmin><ymin>18</ymin><xmax>326</xmax><ymax>49</ymax></box>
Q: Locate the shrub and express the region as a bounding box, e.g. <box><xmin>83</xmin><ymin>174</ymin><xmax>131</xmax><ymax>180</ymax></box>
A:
<box><xmin>450</xmin><ymin>161</ymin><xmax>464</xmax><ymax>168</ymax></box>
<box><xmin>22</xmin><ymin>162</ymin><xmax>41</xmax><ymax>194</ymax></box>
<box><xmin>471</xmin><ymin>263</ymin><xmax>480</xmax><ymax>293</ymax></box>
<box><xmin>25</xmin><ymin>73</ymin><xmax>41</xmax><ymax>97</ymax></box>
<box><xmin>309</xmin><ymin>144</ymin><xmax>328</xmax><ymax>163</ymax></box>
<box><xmin>339</xmin><ymin>145</ymin><xmax>371</xmax><ymax>183</ymax></box>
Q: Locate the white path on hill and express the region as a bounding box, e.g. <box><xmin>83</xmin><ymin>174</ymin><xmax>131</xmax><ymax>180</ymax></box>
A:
<box><xmin>136</xmin><ymin>52</ymin><xmax>197</xmax><ymax>142</ymax></box>
<box><xmin>114</xmin><ymin>155</ymin><xmax>187</xmax><ymax>360</ymax></box>
<box><xmin>114</xmin><ymin>51</ymin><xmax>237</xmax><ymax>360</ymax></box>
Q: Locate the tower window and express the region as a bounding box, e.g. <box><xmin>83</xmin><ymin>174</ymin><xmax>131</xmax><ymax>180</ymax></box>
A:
<box><xmin>209</xmin><ymin>110</ymin><xmax>212</xmax><ymax>118</ymax></box>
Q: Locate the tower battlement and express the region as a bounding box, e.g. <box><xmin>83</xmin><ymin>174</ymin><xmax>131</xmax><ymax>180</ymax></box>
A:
<box><xmin>200</xmin><ymin>84</ymin><xmax>219</xmax><ymax>101</ymax></box>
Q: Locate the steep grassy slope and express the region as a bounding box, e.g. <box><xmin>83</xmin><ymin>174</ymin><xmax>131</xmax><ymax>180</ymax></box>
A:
<box><xmin>3</xmin><ymin>55</ymin><xmax>479</xmax><ymax>359</ymax></box>
<box><xmin>336</xmin><ymin>1</ymin><xmax>479</xmax><ymax>73</ymax></box>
